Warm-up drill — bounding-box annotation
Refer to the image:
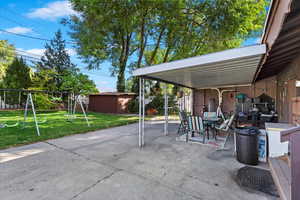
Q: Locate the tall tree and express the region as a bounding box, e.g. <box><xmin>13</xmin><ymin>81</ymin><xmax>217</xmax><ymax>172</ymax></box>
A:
<box><xmin>67</xmin><ymin>0</ymin><xmax>268</xmax><ymax>92</ymax></box>
<box><xmin>67</xmin><ymin>1</ymin><xmax>137</xmax><ymax>92</ymax></box>
<box><xmin>3</xmin><ymin>57</ymin><xmax>32</xmax><ymax>89</ymax></box>
<box><xmin>0</xmin><ymin>40</ymin><xmax>15</xmax><ymax>83</ymax></box>
<box><xmin>38</xmin><ymin>30</ymin><xmax>77</xmax><ymax>91</ymax></box>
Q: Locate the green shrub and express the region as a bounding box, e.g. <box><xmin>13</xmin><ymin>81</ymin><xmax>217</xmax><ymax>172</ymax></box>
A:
<box><xmin>34</xmin><ymin>94</ymin><xmax>57</xmax><ymax>110</ymax></box>
<box><xmin>128</xmin><ymin>98</ymin><xmax>139</xmax><ymax>113</ymax></box>
<box><xmin>147</xmin><ymin>94</ymin><xmax>179</xmax><ymax>115</ymax></box>
<box><xmin>146</xmin><ymin>95</ymin><xmax>164</xmax><ymax>114</ymax></box>
<box><xmin>128</xmin><ymin>95</ymin><xmax>178</xmax><ymax>115</ymax></box>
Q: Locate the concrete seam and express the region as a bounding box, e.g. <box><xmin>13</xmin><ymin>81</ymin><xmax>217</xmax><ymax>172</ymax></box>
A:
<box><xmin>69</xmin><ymin>170</ymin><xmax>120</xmax><ymax>200</ymax></box>
<box><xmin>44</xmin><ymin>140</ymin><xmax>203</xmax><ymax>200</ymax></box>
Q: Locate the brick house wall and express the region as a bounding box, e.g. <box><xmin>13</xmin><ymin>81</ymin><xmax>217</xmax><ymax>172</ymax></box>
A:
<box><xmin>193</xmin><ymin>76</ymin><xmax>277</xmax><ymax>116</ymax></box>
<box><xmin>192</xmin><ymin>53</ymin><xmax>300</xmax><ymax>124</ymax></box>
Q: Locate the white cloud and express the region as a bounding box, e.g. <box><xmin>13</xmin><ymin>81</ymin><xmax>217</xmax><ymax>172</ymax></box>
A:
<box><xmin>26</xmin><ymin>1</ymin><xmax>78</xmax><ymax>20</ymax></box>
<box><xmin>25</xmin><ymin>48</ymin><xmax>45</xmax><ymax>56</ymax></box>
<box><xmin>97</xmin><ymin>85</ymin><xmax>115</xmax><ymax>92</ymax></box>
<box><xmin>4</xmin><ymin>26</ymin><xmax>33</xmax><ymax>34</ymax></box>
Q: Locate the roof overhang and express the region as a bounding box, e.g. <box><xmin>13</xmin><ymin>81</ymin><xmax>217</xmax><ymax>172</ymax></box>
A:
<box><xmin>255</xmin><ymin>0</ymin><xmax>300</xmax><ymax>81</ymax></box>
<box><xmin>133</xmin><ymin>44</ymin><xmax>266</xmax><ymax>89</ymax></box>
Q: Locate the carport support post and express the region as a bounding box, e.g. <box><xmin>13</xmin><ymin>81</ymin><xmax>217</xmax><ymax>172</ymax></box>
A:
<box><xmin>164</xmin><ymin>83</ymin><xmax>168</xmax><ymax>135</ymax></box>
<box><xmin>139</xmin><ymin>78</ymin><xmax>142</xmax><ymax>147</ymax></box>
<box><xmin>142</xmin><ymin>78</ymin><xmax>145</xmax><ymax>146</ymax></box>
<box><xmin>138</xmin><ymin>77</ymin><xmax>145</xmax><ymax>148</ymax></box>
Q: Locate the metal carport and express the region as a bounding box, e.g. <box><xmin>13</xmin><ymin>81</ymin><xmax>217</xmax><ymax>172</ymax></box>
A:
<box><xmin>133</xmin><ymin>44</ymin><xmax>266</xmax><ymax>147</ymax></box>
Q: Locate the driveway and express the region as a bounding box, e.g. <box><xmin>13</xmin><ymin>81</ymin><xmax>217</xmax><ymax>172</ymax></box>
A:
<box><xmin>0</xmin><ymin>120</ymin><xmax>274</xmax><ymax>200</ymax></box>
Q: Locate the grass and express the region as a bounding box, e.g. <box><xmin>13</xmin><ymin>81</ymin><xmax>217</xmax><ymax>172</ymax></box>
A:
<box><xmin>0</xmin><ymin>110</ymin><xmax>140</xmax><ymax>150</ymax></box>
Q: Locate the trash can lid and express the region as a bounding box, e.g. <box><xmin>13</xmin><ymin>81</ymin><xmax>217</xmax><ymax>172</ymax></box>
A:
<box><xmin>235</xmin><ymin>127</ymin><xmax>259</xmax><ymax>136</ymax></box>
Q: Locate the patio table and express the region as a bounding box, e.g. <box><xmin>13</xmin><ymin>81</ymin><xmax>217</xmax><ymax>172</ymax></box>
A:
<box><xmin>203</xmin><ymin>117</ymin><xmax>221</xmax><ymax>140</ymax></box>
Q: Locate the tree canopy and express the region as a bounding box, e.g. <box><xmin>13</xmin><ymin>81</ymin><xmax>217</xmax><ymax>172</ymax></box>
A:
<box><xmin>38</xmin><ymin>30</ymin><xmax>78</xmax><ymax>91</ymax></box>
<box><xmin>67</xmin><ymin>0</ymin><xmax>268</xmax><ymax>92</ymax></box>
<box><xmin>0</xmin><ymin>40</ymin><xmax>15</xmax><ymax>82</ymax></box>
<box><xmin>2</xmin><ymin>57</ymin><xmax>32</xmax><ymax>89</ymax></box>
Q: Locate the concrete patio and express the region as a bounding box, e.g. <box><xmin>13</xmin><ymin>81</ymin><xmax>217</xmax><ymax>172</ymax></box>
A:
<box><xmin>0</xmin><ymin>121</ymin><xmax>275</xmax><ymax>200</ymax></box>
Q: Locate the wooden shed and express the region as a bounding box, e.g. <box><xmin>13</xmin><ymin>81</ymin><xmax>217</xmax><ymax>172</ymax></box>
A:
<box><xmin>88</xmin><ymin>92</ymin><xmax>136</xmax><ymax>114</ymax></box>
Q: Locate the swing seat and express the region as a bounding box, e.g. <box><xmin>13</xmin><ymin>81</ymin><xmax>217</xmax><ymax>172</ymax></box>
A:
<box><xmin>0</xmin><ymin>122</ymin><xmax>19</xmax><ymax>128</ymax></box>
<box><xmin>65</xmin><ymin>114</ymin><xmax>77</xmax><ymax>120</ymax></box>
<box><xmin>37</xmin><ymin>118</ymin><xmax>47</xmax><ymax>124</ymax></box>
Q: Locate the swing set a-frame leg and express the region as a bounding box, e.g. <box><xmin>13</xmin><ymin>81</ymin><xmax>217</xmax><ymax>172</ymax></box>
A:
<box><xmin>79</xmin><ymin>98</ymin><xmax>90</xmax><ymax>127</ymax></box>
<box><xmin>72</xmin><ymin>95</ymin><xmax>90</xmax><ymax>127</ymax></box>
<box><xmin>24</xmin><ymin>93</ymin><xmax>40</xmax><ymax>136</ymax></box>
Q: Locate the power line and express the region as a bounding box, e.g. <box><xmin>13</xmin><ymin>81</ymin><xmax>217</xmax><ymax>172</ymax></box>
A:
<box><xmin>15</xmin><ymin>56</ymin><xmax>40</xmax><ymax>64</ymax></box>
<box><xmin>15</xmin><ymin>52</ymin><xmax>41</xmax><ymax>60</ymax></box>
<box><xmin>5</xmin><ymin>49</ymin><xmax>43</xmax><ymax>60</ymax></box>
<box><xmin>0</xmin><ymin>7</ymin><xmax>30</xmax><ymax>20</ymax></box>
<box><xmin>0</xmin><ymin>29</ymin><xmax>77</xmax><ymax>45</ymax></box>
<box><xmin>0</xmin><ymin>15</ymin><xmax>45</xmax><ymax>37</ymax></box>
<box><xmin>15</xmin><ymin>49</ymin><xmax>43</xmax><ymax>58</ymax></box>
<box><xmin>15</xmin><ymin>54</ymin><xmax>41</xmax><ymax>62</ymax></box>
<box><xmin>0</xmin><ymin>14</ymin><xmax>29</xmax><ymax>28</ymax></box>
<box><xmin>0</xmin><ymin>7</ymin><xmax>56</xmax><ymax>34</ymax></box>
<box><xmin>14</xmin><ymin>50</ymin><xmax>110</xmax><ymax>78</ymax></box>
<box><xmin>14</xmin><ymin>54</ymin><xmax>110</xmax><ymax>78</ymax></box>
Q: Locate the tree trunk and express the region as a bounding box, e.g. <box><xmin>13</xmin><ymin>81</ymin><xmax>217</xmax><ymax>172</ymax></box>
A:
<box><xmin>137</xmin><ymin>9</ymin><xmax>148</xmax><ymax>69</ymax></box>
<box><xmin>163</xmin><ymin>45</ymin><xmax>171</xmax><ymax>62</ymax></box>
<box><xmin>117</xmin><ymin>67</ymin><xmax>126</xmax><ymax>92</ymax></box>
<box><xmin>117</xmin><ymin>32</ymin><xmax>132</xmax><ymax>92</ymax></box>
<box><xmin>149</xmin><ymin>26</ymin><xmax>165</xmax><ymax>65</ymax></box>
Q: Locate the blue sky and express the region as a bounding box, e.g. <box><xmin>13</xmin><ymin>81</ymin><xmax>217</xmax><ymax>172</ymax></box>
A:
<box><xmin>0</xmin><ymin>0</ymin><xmax>261</xmax><ymax>92</ymax></box>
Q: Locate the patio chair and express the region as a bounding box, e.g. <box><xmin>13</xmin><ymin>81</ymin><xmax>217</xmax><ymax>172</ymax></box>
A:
<box><xmin>186</xmin><ymin>115</ymin><xmax>206</xmax><ymax>143</ymax></box>
<box><xmin>215</xmin><ymin>113</ymin><xmax>236</xmax><ymax>150</ymax></box>
<box><xmin>178</xmin><ymin>110</ymin><xmax>188</xmax><ymax>135</ymax></box>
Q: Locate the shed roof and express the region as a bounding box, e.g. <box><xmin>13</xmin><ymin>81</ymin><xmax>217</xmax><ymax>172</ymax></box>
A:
<box><xmin>90</xmin><ymin>92</ymin><xmax>136</xmax><ymax>96</ymax></box>
<box><xmin>133</xmin><ymin>44</ymin><xmax>266</xmax><ymax>89</ymax></box>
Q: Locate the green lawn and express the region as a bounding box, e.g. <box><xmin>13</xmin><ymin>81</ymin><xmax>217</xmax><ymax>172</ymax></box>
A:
<box><xmin>0</xmin><ymin>110</ymin><xmax>140</xmax><ymax>149</ymax></box>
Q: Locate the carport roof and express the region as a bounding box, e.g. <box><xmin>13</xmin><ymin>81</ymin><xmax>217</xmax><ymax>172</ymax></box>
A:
<box><xmin>133</xmin><ymin>44</ymin><xmax>266</xmax><ymax>89</ymax></box>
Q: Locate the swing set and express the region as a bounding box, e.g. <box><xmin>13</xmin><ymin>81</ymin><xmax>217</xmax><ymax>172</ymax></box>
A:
<box><xmin>0</xmin><ymin>88</ymin><xmax>90</xmax><ymax>136</ymax></box>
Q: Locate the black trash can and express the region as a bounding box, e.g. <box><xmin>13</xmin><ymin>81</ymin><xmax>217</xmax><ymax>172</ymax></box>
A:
<box><xmin>235</xmin><ymin>127</ymin><xmax>259</xmax><ymax>165</ymax></box>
